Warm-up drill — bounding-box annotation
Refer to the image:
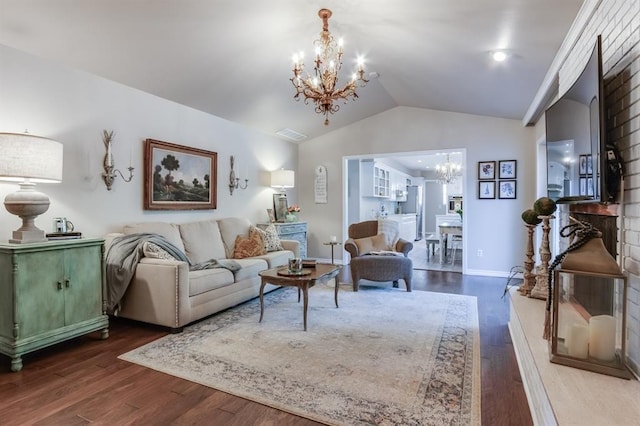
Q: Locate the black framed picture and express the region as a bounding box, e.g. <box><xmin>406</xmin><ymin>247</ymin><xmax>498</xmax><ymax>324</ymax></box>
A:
<box><xmin>498</xmin><ymin>160</ymin><xmax>517</xmax><ymax>179</ymax></box>
<box><xmin>579</xmin><ymin>155</ymin><xmax>588</xmax><ymax>175</ymax></box>
<box><xmin>498</xmin><ymin>180</ymin><xmax>517</xmax><ymax>199</ymax></box>
<box><xmin>478</xmin><ymin>181</ymin><xmax>496</xmax><ymax>199</ymax></box>
<box><xmin>478</xmin><ymin>161</ymin><xmax>496</xmax><ymax>180</ymax></box>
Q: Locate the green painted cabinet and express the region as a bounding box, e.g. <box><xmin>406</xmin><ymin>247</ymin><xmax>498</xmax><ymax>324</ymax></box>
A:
<box><xmin>0</xmin><ymin>238</ymin><xmax>109</xmax><ymax>372</ymax></box>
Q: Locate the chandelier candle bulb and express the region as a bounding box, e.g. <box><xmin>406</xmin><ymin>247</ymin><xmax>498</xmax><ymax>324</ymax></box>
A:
<box><xmin>589</xmin><ymin>315</ymin><xmax>617</xmax><ymax>361</ymax></box>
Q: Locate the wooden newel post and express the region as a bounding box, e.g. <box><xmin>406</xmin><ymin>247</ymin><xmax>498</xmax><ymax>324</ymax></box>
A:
<box><xmin>530</xmin><ymin>215</ymin><xmax>554</xmax><ymax>300</ymax></box>
<box><xmin>520</xmin><ymin>224</ymin><xmax>537</xmax><ymax>295</ymax></box>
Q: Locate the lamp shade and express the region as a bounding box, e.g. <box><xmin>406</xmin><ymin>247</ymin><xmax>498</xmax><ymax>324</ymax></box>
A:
<box><xmin>271</xmin><ymin>169</ymin><xmax>294</xmax><ymax>189</ymax></box>
<box><xmin>0</xmin><ymin>132</ymin><xmax>63</xmax><ymax>183</ymax></box>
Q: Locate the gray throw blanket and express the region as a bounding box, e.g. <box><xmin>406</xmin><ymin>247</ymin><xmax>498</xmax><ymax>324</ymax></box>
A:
<box><xmin>105</xmin><ymin>233</ymin><xmax>241</xmax><ymax>313</ymax></box>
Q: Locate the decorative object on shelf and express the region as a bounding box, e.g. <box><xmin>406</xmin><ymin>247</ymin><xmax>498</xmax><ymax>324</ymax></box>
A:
<box><xmin>519</xmin><ymin>208</ymin><xmax>542</xmax><ymax>296</ymax></box>
<box><xmin>228</xmin><ymin>155</ymin><xmax>248</xmax><ymax>195</ymax></box>
<box><xmin>529</xmin><ymin>197</ymin><xmax>558</xmax><ymax>300</ymax></box>
<box><xmin>272</xmin><ymin>193</ymin><xmax>288</xmax><ymax>222</ymax></box>
<box><xmin>545</xmin><ymin>218</ymin><xmax>630</xmax><ymax>379</ymax></box>
<box><xmin>477</xmin><ymin>161</ymin><xmax>496</xmax><ymax>180</ymax></box>
<box><xmin>290</xmin><ymin>8</ymin><xmax>369</xmax><ymax>126</ymax></box>
<box><xmin>266</xmin><ymin>208</ymin><xmax>276</xmax><ymax>223</ymax></box>
<box><xmin>435</xmin><ymin>153</ymin><xmax>462</xmax><ymax>184</ymax></box>
<box><xmin>0</xmin><ymin>132</ymin><xmax>63</xmax><ymax>243</ymax></box>
<box><xmin>529</xmin><ymin>215</ymin><xmax>554</xmax><ymax>300</ymax></box>
<box><xmin>271</xmin><ymin>169</ymin><xmax>294</xmax><ymax>222</ymax></box>
<box><xmin>286</xmin><ymin>204</ymin><xmax>300</xmax><ymax>222</ymax></box>
<box><xmin>143</xmin><ymin>139</ymin><xmax>217</xmax><ymax>210</ymax></box>
<box><xmin>101</xmin><ymin>130</ymin><xmax>134</xmax><ymax>191</ymax></box>
<box><xmin>53</xmin><ymin>217</ymin><xmax>74</xmax><ymax>233</ymax></box>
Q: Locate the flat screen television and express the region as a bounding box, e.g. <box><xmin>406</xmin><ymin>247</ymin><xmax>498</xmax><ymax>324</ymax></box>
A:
<box><xmin>545</xmin><ymin>35</ymin><xmax>619</xmax><ymax>204</ymax></box>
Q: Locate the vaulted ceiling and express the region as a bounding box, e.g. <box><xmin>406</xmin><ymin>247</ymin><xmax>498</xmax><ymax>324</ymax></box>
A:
<box><xmin>0</xmin><ymin>0</ymin><xmax>584</xmax><ymax>142</ymax></box>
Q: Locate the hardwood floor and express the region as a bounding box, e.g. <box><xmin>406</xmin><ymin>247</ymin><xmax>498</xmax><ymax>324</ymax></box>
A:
<box><xmin>0</xmin><ymin>268</ymin><xmax>533</xmax><ymax>425</ymax></box>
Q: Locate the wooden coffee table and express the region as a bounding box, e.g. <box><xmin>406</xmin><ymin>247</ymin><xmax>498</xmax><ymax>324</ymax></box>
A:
<box><xmin>258</xmin><ymin>263</ymin><xmax>340</xmax><ymax>331</ymax></box>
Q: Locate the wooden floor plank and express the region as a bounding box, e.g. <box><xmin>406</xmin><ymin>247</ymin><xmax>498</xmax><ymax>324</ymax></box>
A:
<box><xmin>0</xmin><ymin>268</ymin><xmax>532</xmax><ymax>425</ymax></box>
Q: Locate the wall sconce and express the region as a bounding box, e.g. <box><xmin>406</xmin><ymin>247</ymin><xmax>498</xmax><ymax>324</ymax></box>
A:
<box><xmin>102</xmin><ymin>130</ymin><xmax>134</xmax><ymax>191</ymax></box>
<box><xmin>228</xmin><ymin>155</ymin><xmax>248</xmax><ymax>195</ymax></box>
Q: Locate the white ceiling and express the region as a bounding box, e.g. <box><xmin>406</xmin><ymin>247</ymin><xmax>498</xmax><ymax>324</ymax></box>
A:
<box><xmin>0</xmin><ymin>0</ymin><xmax>584</xmax><ymax>147</ymax></box>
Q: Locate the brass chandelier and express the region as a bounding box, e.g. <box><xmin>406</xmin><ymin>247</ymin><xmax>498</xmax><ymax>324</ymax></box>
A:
<box><xmin>291</xmin><ymin>9</ymin><xmax>368</xmax><ymax>126</ymax></box>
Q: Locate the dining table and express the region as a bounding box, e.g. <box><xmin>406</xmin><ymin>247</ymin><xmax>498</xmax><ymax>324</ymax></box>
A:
<box><xmin>438</xmin><ymin>221</ymin><xmax>463</xmax><ymax>264</ymax></box>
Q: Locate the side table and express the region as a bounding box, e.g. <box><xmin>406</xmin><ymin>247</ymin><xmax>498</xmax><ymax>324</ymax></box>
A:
<box><xmin>323</xmin><ymin>241</ymin><xmax>342</xmax><ymax>264</ymax></box>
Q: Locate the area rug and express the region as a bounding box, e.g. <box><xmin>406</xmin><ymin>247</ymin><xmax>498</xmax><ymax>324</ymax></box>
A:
<box><xmin>119</xmin><ymin>284</ymin><xmax>480</xmax><ymax>425</ymax></box>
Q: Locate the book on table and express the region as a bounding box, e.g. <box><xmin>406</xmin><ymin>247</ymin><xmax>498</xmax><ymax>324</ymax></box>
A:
<box><xmin>302</xmin><ymin>259</ymin><xmax>316</xmax><ymax>268</ymax></box>
<box><xmin>46</xmin><ymin>232</ymin><xmax>82</xmax><ymax>240</ymax></box>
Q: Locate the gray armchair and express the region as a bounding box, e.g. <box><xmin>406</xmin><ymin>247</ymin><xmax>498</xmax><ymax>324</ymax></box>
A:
<box><xmin>344</xmin><ymin>220</ymin><xmax>413</xmax><ymax>291</ymax></box>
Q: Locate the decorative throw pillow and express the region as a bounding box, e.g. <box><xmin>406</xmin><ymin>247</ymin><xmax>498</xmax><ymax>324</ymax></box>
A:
<box><xmin>233</xmin><ymin>228</ymin><xmax>267</xmax><ymax>259</ymax></box>
<box><xmin>252</xmin><ymin>224</ymin><xmax>283</xmax><ymax>252</ymax></box>
<box><xmin>353</xmin><ymin>234</ymin><xmax>389</xmax><ymax>255</ymax></box>
<box><xmin>142</xmin><ymin>241</ymin><xmax>178</xmax><ymax>260</ymax></box>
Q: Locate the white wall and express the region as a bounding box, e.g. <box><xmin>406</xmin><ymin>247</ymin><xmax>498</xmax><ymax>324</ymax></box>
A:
<box><xmin>299</xmin><ymin>106</ymin><xmax>536</xmax><ymax>276</ymax></box>
<box><xmin>0</xmin><ymin>45</ymin><xmax>298</xmax><ymax>239</ymax></box>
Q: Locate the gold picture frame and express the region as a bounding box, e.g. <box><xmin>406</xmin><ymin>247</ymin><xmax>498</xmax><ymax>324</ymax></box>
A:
<box><xmin>144</xmin><ymin>139</ymin><xmax>217</xmax><ymax>210</ymax></box>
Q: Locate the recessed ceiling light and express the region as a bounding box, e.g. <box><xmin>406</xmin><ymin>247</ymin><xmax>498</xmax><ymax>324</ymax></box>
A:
<box><xmin>492</xmin><ymin>51</ymin><xmax>508</xmax><ymax>62</ymax></box>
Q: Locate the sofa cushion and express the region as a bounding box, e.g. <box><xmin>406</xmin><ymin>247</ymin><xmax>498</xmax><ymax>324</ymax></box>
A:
<box><xmin>218</xmin><ymin>217</ymin><xmax>252</xmax><ymax>258</ymax></box>
<box><xmin>255</xmin><ymin>250</ymin><xmax>292</xmax><ymax>268</ymax></box>
<box><xmin>123</xmin><ymin>222</ymin><xmax>185</xmax><ymax>254</ymax></box>
<box><xmin>233</xmin><ymin>228</ymin><xmax>266</xmax><ymax>259</ymax></box>
<box><xmin>189</xmin><ymin>268</ymin><xmax>235</xmax><ymax>297</ymax></box>
<box><xmin>233</xmin><ymin>258</ymin><xmax>268</xmax><ymax>282</ymax></box>
<box><xmin>253</xmin><ymin>224</ymin><xmax>283</xmax><ymax>252</ymax></box>
<box><xmin>179</xmin><ymin>219</ymin><xmax>226</xmax><ymax>264</ymax></box>
<box><xmin>353</xmin><ymin>234</ymin><xmax>389</xmax><ymax>255</ymax></box>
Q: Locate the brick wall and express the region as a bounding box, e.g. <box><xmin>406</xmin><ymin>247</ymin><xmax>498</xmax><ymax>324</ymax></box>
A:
<box><xmin>558</xmin><ymin>0</ymin><xmax>640</xmax><ymax>373</ymax></box>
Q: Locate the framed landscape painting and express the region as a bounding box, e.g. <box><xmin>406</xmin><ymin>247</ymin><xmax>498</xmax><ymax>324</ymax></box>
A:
<box><xmin>144</xmin><ymin>139</ymin><xmax>217</xmax><ymax>210</ymax></box>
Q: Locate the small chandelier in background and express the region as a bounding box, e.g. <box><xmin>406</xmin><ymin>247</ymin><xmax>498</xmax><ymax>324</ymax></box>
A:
<box><xmin>290</xmin><ymin>8</ymin><xmax>369</xmax><ymax>126</ymax></box>
<box><xmin>436</xmin><ymin>154</ymin><xmax>462</xmax><ymax>184</ymax></box>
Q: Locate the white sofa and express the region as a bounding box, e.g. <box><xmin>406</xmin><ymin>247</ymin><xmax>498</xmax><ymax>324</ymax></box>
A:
<box><xmin>106</xmin><ymin>217</ymin><xmax>298</xmax><ymax>331</ymax></box>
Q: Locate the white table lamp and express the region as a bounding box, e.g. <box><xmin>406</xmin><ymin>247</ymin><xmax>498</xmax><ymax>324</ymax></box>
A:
<box><xmin>271</xmin><ymin>169</ymin><xmax>294</xmax><ymax>194</ymax></box>
<box><xmin>0</xmin><ymin>132</ymin><xmax>63</xmax><ymax>243</ymax></box>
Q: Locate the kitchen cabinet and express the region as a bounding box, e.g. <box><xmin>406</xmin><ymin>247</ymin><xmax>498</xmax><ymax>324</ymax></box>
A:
<box><xmin>387</xmin><ymin>214</ymin><xmax>417</xmax><ymax>242</ymax></box>
<box><xmin>0</xmin><ymin>238</ymin><xmax>109</xmax><ymax>372</ymax></box>
<box><xmin>361</xmin><ymin>161</ymin><xmax>390</xmax><ymax>198</ymax></box>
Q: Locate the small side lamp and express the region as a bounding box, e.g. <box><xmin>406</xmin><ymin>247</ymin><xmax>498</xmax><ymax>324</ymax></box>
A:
<box><xmin>270</xmin><ymin>169</ymin><xmax>294</xmax><ymax>195</ymax></box>
<box><xmin>0</xmin><ymin>132</ymin><xmax>63</xmax><ymax>243</ymax></box>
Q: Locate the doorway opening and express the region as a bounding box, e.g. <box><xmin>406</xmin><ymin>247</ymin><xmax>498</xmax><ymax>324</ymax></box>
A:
<box><xmin>342</xmin><ymin>149</ymin><xmax>466</xmax><ymax>273</ymax></box>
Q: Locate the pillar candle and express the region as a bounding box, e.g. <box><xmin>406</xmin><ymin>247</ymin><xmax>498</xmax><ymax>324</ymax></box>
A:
<box><xmin>330</xmin><ymin>235</ymin><xmax>337</xmax><ymax>243</ymax></box>
<box><xmin>589</xmin><ymin>315</ymin><xmax>616</xmax><ymax>362</ymax></box>
<box><xmin>566</xmin><ymin>324</ymin><xmax>589</xmax><ymax>359</ymax></box>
